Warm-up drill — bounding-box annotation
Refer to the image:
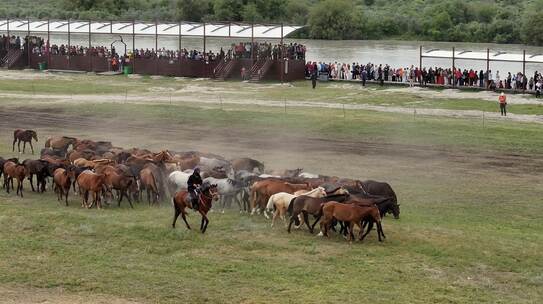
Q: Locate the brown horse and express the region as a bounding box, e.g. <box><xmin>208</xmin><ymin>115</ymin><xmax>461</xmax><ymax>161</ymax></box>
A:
<box><xmin>3</xmin><ymin>160</ymin><xmax>28</xmax><ymax>197</ymax></box>
<box><xmin>53</xmin><ymin>166</ymin><xmax>76</xmax><ymax>206</ymax></box>
<box><xmin>287</xmin><ymin>194</ymin><xmax>350</xmax><ymax>233</ymax></box>
<box><xmin>319</xmin><ymin>201</ymin><xmax>384</xmax><ymax>242</ymax></box>
<box><xmin>172</xmin><ymin>183</ymin><xmax>219</xmax><ymax>233</ymax></box>
<box><xmin>250</xmin><ymin>179</ymin><xmax>311</xmax><ymax>214</ymax></box>
<box><xmin>22</xmin><ymin>159</ymin><xmax>49</xmax><ymax>192</ymax></box>
<box><xmin>45</xmin><ymin>136</ymin><xmax>78</xmax><ymax>153</ymax></box>
<box><xmin>13</xmin><ymin>129</ymin><xmax>38</xmax><ymax>154</ymax></box>
<box><xmin>140</xmin><ymin>166</ymin><xmax>160</xmax><ymax>205</ymax></box>
<box><xmin>103</xmin><ymin>169</ymin><xmax>136</xmax><ymax>208</ymax></box>
<box><xmin>76</xmin><ymin>170</ymin><xmax>108</xmax><ymax>209</ymax></box>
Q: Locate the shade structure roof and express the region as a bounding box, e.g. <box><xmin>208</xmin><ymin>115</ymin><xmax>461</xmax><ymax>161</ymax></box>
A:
<box><xmin>422</xmin><ymin>49</ymin><xmax>543</xmax><ymax>64</ymax></box>
<box><xmin>0</xmin><ymin>19</ymin><xmax>302</xmax><ymax>39</ymax></box>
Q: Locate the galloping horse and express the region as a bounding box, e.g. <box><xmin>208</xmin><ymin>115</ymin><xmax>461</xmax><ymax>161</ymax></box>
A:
<box><xmin>13</xmin><ymin>129</ymin><xmax>38</xmax><ymax>154</ymax></box>
<box><xmin>172</xmin><ymin>183</ymin><xmax>219</xmax><ymax>234</ymax></box>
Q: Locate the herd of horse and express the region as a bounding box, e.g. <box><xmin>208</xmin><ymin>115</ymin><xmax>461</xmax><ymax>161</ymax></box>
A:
<box><xmin>1</xmin><ymin>129</ymin><xmax>400</xmax><ymax>241</ymax></box>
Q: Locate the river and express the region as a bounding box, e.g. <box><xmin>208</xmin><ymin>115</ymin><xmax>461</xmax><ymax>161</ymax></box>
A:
<box><xmin>11</xmin><ymin>30</ymin><xmax>543</xmax><ymax>76</ymax></box>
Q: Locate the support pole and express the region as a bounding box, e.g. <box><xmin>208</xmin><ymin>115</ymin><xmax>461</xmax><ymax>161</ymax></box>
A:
<box><xmin>68</xmin><ymin>19</ymin><xmax>71</xmax><ymax>69</ymax></box>
<box><xmin>522</xmin><ymin>50</ymin><xmax>526</xmax><ymax>77</ymax></box>
<box><xmin>6</xmin><ymin>18</ymin><xmax>9</xmax><ymax>68</ymax></box>
<box><xmin>251</xmin><ymin>22</ymin><xmax>254</xmax><ymax>65</ymax></box>
<box><xmin>486</xmin><ymin>48</ymin><xmax>490</xmax><ymax>89</ymax></box>
<box><xmin>89</xmin><ymin>20</ymin><xmax>92</xmax><ymax>71</ymax></box>
<box><xmin>452</xmin><ymin>47</ymin><xmax>455</xmax><ymax>88</ymax></box>
<box><xmin>47</xmin><ymin>19</ymin><xmax>50</xmax><ymax>68</ymax></box>
<box><xmin>27</xmin><ymin>18</ymin><xmax>31</xmax><ymax>67</ymax></box>
<box><xmin>419</xmin><ymin>45</ymin><xmax>423</xmax><ymax>84</ymax></box>
<box><xmin>280</xmin><ymin>23</ymin><xmax>284</xmax><ymax>83</ymax></box>
<box><xmin>203</xmin><ymin>22</ymin><xmax>206</xmax><ymax>55</ymax></box>
<box><xmin>155</xmin><ymin>21</ymin><xmax>158</xmax><ymax>75</ymax></box>
<box><xmin>179</xmin><ymin>22</ymin><xmax>182</xmax><ymax>75</ymax></box>
<box><xmin>132</xmin><ymin>20</ymin><xmax>136</xmax><ymax>74</ymax></box>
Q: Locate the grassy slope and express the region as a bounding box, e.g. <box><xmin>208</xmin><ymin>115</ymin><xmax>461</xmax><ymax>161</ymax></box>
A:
<box><xmin>0</xmin><ymin>78</ymin><xmax>542</xmax><ymax>302</ymax></box>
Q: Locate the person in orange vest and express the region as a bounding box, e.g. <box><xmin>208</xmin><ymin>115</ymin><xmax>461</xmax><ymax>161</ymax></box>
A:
<box><xmin>498</xmin><ymin>92</ymin><xmax>507</xmax><ymax>116</ymax></box>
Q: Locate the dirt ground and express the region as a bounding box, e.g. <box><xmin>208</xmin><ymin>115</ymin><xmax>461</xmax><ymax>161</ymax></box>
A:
<box><xmin>0</xmin><ymin>285</ymin><xmax>141</xmax><ymax>304</ymax></box>
<box><xmin>1</xmin><ymin>106</ymin><xmax>541</xmax><ymax>181</ymax></box>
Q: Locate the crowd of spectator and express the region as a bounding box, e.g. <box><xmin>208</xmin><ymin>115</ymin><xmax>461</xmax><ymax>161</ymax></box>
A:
<box><xmin>306</xmin><ymin>61</ymin><xmax>543</xmax><ymax>95</ymax></box>
<box><xmin>228</xmin><ymin>42</ymin><xmax>305</xmax><ymax>60</ymax></box>
<box><xmin>0</xmin><ymin>34</ymin><xmax>22</xmax><ymax>51</ymax></box>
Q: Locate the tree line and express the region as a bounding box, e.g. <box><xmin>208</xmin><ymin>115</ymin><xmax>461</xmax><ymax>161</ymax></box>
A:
<box><xmin>2</xmin><ymin>0</ymin><xmax>543</xmax><ymax>45</ymax></box>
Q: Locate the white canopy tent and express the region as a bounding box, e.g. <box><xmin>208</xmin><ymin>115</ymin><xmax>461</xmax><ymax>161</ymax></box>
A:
<box><xmin>0</xmin><ymin>19</ymin><xmax>301</xmax><ymax>38</ymax></box>
<box><xmin>422</xmin><ymin>48</ymin><xmax>543</xmax><ymax>64</ymax></box>
<box><xmin>0</xmin><ymin>18</ymin><xmax>303</xmax><ymax>59</ymax></box>
<box><xmin>419</xmin><ymin>47</ymin><xmax>543</xmax><ymax>87</ymax></box>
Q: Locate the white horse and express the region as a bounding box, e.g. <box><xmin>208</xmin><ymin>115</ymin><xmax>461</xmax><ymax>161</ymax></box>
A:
<box><xmin>299</xmin><ymin>172</ymin><xmax>319</xmax><ymax>178</ymax></box>
<box><xmin>167</xmin><ymin>170</ymin><xmax>193</xmax><ymax>196</ymax></box>
<box><xmin>265</xmin><ymin>187</ymin><xmax>327</xmax><ymax>227</ymax></box>
<box><xmin>203</xmin><ymin>176</ymin><xmax>243</xmax><ymax>213</ymax></box>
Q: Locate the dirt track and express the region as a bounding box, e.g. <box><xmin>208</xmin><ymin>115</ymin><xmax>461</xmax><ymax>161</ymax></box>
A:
<box><xmin>0</xmin><ymin>106</ymin><xmax>541</xmax><ymax>181</ymax></box>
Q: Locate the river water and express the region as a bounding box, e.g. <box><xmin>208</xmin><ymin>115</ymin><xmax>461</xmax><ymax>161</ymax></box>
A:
<box><xmin>10</xmin><ymin>30</ymin><xmax>543</xmax><ymax>76</ymax></box>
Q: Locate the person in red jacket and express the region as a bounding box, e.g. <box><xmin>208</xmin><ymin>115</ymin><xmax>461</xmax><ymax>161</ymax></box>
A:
<box><xmin>499</xmin><ymin>92</ymin><xmax>507</xmax><ymax>116</ymax></box>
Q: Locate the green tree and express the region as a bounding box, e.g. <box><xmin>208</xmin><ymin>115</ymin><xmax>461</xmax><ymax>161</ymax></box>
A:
<box><xmin>307</xmin><ymin>0</ymin><xmax>362</xmax><ymax>39</ymax></box>
<box><xmin>521</xmin><ymin>11</ymin><xmax>543</xmax><ymax>45</ymax></box>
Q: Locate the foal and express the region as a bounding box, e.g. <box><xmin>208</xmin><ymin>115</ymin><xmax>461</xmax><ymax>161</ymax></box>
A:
<box><xmin>3</xmin><ymin>160</ymin><xmax>28</xmax><ymax>197</ymax></box>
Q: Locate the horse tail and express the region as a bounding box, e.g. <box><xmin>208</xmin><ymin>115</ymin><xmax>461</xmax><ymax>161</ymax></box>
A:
<box><xmin>266</xmin><ymin>194</ymin><xmax>275</xmax><ymax>211</ymax></box>
<box><xmin>13</xmin><ymin>129</ymin><xmax>18</xmax><ymax>140</ymax></box>
<box><xmin>287</xmin><ymin>197</ymin><xmax>296</xmax><ymax>216</ymax></box>
<box><xmin>45</xmin><ymin>138</ymin><xmax>51</xmax><ymax>148</ymax></box>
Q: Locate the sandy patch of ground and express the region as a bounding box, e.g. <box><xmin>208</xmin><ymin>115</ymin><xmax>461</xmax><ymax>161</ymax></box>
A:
<box><xmin>0</xmin><ymin>285</ymin><xmax>142</xmax><ymax>304</ymax></box>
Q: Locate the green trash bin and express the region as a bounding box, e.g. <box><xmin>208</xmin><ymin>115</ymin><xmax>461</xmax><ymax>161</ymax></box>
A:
<box><xmin>123</xmin><ymin>65</ymin><xmax>133</xmax><ymax>75</ymax></box>
<box><xmin>38</xmin><ymin>62</ymin><xmax>47</xmax><ymax>71</ymax></box>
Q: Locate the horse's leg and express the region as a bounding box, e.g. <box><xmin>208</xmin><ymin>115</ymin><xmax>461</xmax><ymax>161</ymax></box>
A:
<box><xmin>200</xmin><ymin>211</ymin><xmax>209</xmax><ymax>233</ymax></box>
<box><xmin>146</xmin><ymin>188</ymin><xmax>151</xmax><ymax>206</ymax></box>
<box><xmin>117</xmin><ymin>190</ymin><xmax>124</xmax><ymax>207</ymax></box>
<box><xmin>12</xmin><ymin>137</ymin><xmax>16</xmax><ymax>152</ymax></box>
<box><xmin>28</xmin><ymin>174</ymin><xmax>35</xmax><ymax>192</ymax></box>
<box><xmin>302</xmin><ymin>211</ymin><xmax>312</xmax><ymax>233</ymax></box>
<box><xmin>271</xmin><ymin>209</ymin><xmax>279</xmax><ymax>227</ymax></box>
<box><xmin>126</xmin><ymin>191</ymin><xmax>134</xmax><ymax>209</ymax></box>
<box><xmin>348</xmin><ymin>222</ymin><xmax>355</xmax><ymax>242</ymax></box>
<box><xmin>172</xmin><ymin>200</ymin><xmax>181</xmax><ymax>228</ymax></box>
<box><xmin>360</xmin><ymin>220</ymin><xmax>373</xmax><ymax>241</ymax></box>
<box><xmin>29</xmin><ymin>141</ymin><xmax>34</xmax><ymax>154</ymax></box>
<box><xmin>22</xmin><ymin>141</ymin><xmax>26</xmax><ymax>154</ymax></box>
<box><xmin>18</xmin><ymin>179</ymin><xmax>23</xmax><ymax>197</ymax></box>
<box><xmin>310</xmin><ymin>215</ymin><xmax>321</xmax><ymax>233</ymax></box>
<box><xmin>181</xmin><ymin>210</ymin><xmax>191</xmax><ymax>230</ymax></box>
<box><xmin>65</xmin><ymin>187</ymin><xmax>69</xmax><ymax>206</ymax></box>
<box><xmin>287</xmin><ymin>212</ymin><xmax>297</xmax><ymax>233</ymax></box>
<box><xmin>377</xmin><ymin>220</ymin><xmax>385</xmax><ymax>242</ymax></box>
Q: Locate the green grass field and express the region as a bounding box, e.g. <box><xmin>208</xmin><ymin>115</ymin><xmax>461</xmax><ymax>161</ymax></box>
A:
<box><xmin>0</xmin><ymin>72</ymin><xmax>542</xmax><ymax>303</ymax></box>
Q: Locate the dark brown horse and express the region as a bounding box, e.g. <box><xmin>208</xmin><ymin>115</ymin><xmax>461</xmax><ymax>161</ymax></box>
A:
<box><xmin>172</xmin><ymin>183</ymin><xmax>219</xmax><ymax>233</ymax></box>
<box><xmin>13</xmin><ymin>129</ymin><xmax>38</xmax><ymax>154</ymax></box>
<box><xmin>23</xmin><ymin>159</ymin><xmax>49</xmax><ymax>192</ymax></box>
<box><xmin>287</xmin><ymin>194</ymin><xmax>350</xmax><ymax>233</ymax></box>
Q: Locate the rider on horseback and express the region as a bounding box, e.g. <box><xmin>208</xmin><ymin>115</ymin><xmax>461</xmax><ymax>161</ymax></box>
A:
<box><xmin>187</xmin><ymin>167</ymin><xmax>203</xmax><ymax>210</ymax></box>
